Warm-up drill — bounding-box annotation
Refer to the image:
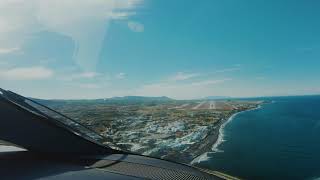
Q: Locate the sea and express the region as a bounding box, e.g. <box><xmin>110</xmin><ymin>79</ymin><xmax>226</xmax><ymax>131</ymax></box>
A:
<box><xmin>194</xmin><ymin>96</ymin><xmax>320</xmax><ymax>180</ymax></box>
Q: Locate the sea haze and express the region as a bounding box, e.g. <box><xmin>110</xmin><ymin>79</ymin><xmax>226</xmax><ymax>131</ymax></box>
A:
<box><xmin>196</xmin><ymin>95</ymin><xmax>320</xmax><ymax>179</ymax></box>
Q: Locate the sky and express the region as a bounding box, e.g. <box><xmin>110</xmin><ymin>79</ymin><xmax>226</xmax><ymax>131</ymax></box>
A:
<box><xmin>0</xmin><ymin>0</ymin><xmax>320</xmax><ymax>99</ymax></box>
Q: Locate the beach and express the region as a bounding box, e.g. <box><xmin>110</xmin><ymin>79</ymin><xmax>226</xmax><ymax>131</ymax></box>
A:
<box><xmin>190</xmin><ymin>105</ymin><xmax>263</xmax><ymax>164</ymax></box>
<box><xmin>163</xmin><ymin>104</ymin><xmax>262</xmax><ymax>164</ymax></box>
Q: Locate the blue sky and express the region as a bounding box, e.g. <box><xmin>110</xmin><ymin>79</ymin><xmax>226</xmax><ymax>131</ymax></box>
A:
<box><xmin>0</xmin><ymin>0</ymin><xmax>319</xmax><ymax>99</ymax></box>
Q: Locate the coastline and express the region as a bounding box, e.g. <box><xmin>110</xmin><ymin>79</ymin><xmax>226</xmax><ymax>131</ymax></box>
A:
<box><xmin>190</xmin><ymin>105</ymin><xmax>263</xmax><ymax>165</ymax></box>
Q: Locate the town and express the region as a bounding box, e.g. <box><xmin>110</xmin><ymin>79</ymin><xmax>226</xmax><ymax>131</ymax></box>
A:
<box><xmin>40</xmin><ymin>98</ymin><xmax>262</xmax><ymax>162</ymax></box>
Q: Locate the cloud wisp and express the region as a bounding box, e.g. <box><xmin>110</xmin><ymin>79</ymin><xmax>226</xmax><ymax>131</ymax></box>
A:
<box><xmin>213</xmin><ymin>67</ymin><xmax>240</xmax><ymax>73</ymax></box>
<box><xmin>0</xmin><ymin>66</ymin><xmax>53</xmax><ymax>80</ymax></box>
<box><xmin>0</xmin><ymin>47</ymin><xmax>20</xmax><ymax>54</ymax></box>
<box><xmin>116</xmin><ymin>72</ymin><xmax>127</xmax><ymax>79</ymax></box>
<box><xmin>61</xmin><ymin>71</ymin><xmax>100</xmax><ymax>81</ymax></box>
<box><xmin>190</xmin><ymin>78</ymin><xmax>232</xmax><ymax>86</ymax></box>
<box><xmin>134</xmin><ymin>72</ymin><xmax>232</xmax><ymax>99</ymax></box>
<box><xmin>169</xmin><ymin>72</ymin><xmax>200</xmax><ymax>81</ymax></box>
<box><xmin>78</xmin><ymin>83</ymin><xmax>101</xmax><ymax>89</ymax></box>
<box><xmin>128</xmin><ymin>21</ymin><xmax>144</xmax><ymax>32</ymax></box>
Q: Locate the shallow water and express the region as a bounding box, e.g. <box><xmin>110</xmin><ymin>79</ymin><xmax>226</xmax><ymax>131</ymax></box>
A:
<box><xmin>196</xmin><ymin>96</ymin><xmax>320</xmax><ymax>180</ymax></box>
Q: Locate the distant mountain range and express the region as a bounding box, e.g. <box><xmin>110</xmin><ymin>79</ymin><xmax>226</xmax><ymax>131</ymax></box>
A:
<box><xmin>33</xmin><ymin>95</ymin><xmax>234</xmax><ymax>103</ymax></box>
<box><xmin>108</xmin><ymin>96</ymin><xmax>173</xmax><ymax>101</ymax></box>
<box><xmin>32</xmin><ymin>96</ymin><xmax>174</xmax><ymax>104</ymax></box>
<box><xmin>204</xmin><ymin>96</ymin><xmax>231</xmax><ymax>100</ymax></box>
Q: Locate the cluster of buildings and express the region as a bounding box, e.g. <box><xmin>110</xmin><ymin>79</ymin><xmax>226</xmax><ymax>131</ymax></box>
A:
<box><xmin>49</xmin><ymin>100</ymin><xmax>262</xmax><ymax>160</ymax></box>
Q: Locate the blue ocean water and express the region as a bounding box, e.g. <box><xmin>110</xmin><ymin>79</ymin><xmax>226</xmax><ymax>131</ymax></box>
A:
<box><xmin>197</xmin><ymin>96</ymin><xmax>320</xmax><ymax>180</ymax></box>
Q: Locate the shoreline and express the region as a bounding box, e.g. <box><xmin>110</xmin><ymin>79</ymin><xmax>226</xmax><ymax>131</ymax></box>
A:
<box><xmin>190</xmin><ymin>105</ymin><xmax>263</xmax><ymax>165</ymax></box>
<box><xmin>211</xmin><ymin>104</ymin><xmax>263</xmax><ymax>153</ymax></box>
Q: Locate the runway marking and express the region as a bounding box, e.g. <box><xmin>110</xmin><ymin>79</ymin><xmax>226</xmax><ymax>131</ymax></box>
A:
<box><xmin>209</xmin><ymin>101</ymin><xmax>216</xmax><ymax>109</ymax></box>
<box><xmin>192</xmin><ymin>101</ymin><xmax>206</xmax><ymax>109</ymax></box>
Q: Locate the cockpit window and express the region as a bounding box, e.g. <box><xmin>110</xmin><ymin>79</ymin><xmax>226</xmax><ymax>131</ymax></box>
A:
<box><xmin>24</xmin><ymin>99</ymin><xmax>106</xmax><ymax>141</ymax></box>
<box><xmin>1</xmin><ymin>1</ymin><xmax>320</xmax><ymax>179</ymax></box>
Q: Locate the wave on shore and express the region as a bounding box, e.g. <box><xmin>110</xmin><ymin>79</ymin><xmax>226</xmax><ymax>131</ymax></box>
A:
<box><xmin>211</xmin><ymin>113</ymin><xmax>237</xmax><ymax>152</ymax></box>
<box><xmin>191</xmin><ymin>105</ymin><xmax>262</xmax><ymax>165</ymax></box>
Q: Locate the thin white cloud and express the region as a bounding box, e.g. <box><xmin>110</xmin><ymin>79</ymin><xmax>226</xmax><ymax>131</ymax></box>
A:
<box><xmin>0</xmin><ymin>47</ymin><xmax>19</xmax><ymax>54</ymax></box>
<box><xmin>0</xmin><ymin>66</ymin><xmax>53</xmax><ymax>80</ymax></box>
<box><xmin>134</xmin><ymin>78</ymin><xmax>231</xmax><ymax>99</ymax></box>
<box><xmin>39</xmin><ymin>58</ymin><xmax>56</xmax><ymax>64</ymax></box>
<box><xmin>78</xmin><ymin>83</ymin><xmax>100</xmax><ymax>89</ymax></box>
<box><xmin>131</xmin><ymin>71</ymin><xmax>233</xmax><ymax>99</ymax></box>
<box><xmin>296</xmin><ymin>47</ymin><xmax>315</xmax><ymax>53</ymax></box>
<box><xmin>108</xmin><ymin>11</ymin><xmax>136</xmax><ymax>20</ymax></box>
<box><xmin>79</xmin><ymin>72</ymin><xmax>99</xmax><ymax>78</ymax></box>
<box><xmin>190</xmin><ymin>78</ymin><xmax>232</xmax><ymax>86</ymax></box>
<box><xmin>128</xmin><ymin>21</ymin><xmax>144</xmax><ymax>32</ymax></box>
<box><xmin>214</xmin><ymin>67</ymin><xmax>240</xmax><ymax>73</ymax></box>
<box><xmin>60</xmin><ymin>71</ymin><xmax>101</xmax><ymax>81</ymax></box>
<box><xmin>169</xmin><ymin>72</ymin><xmax>200</xmax><ymax>81</ymax></box>
<box><xmin>116</xmin><ymin>72</ymin><xmax>127</xmax><ymax>79</ymax></box>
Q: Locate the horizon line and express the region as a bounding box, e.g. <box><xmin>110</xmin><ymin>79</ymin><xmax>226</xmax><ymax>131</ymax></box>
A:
<box><xmin>29</xmin><ymin>93</ymin><xmax>320</xmax><ymax>101</ymax></box>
